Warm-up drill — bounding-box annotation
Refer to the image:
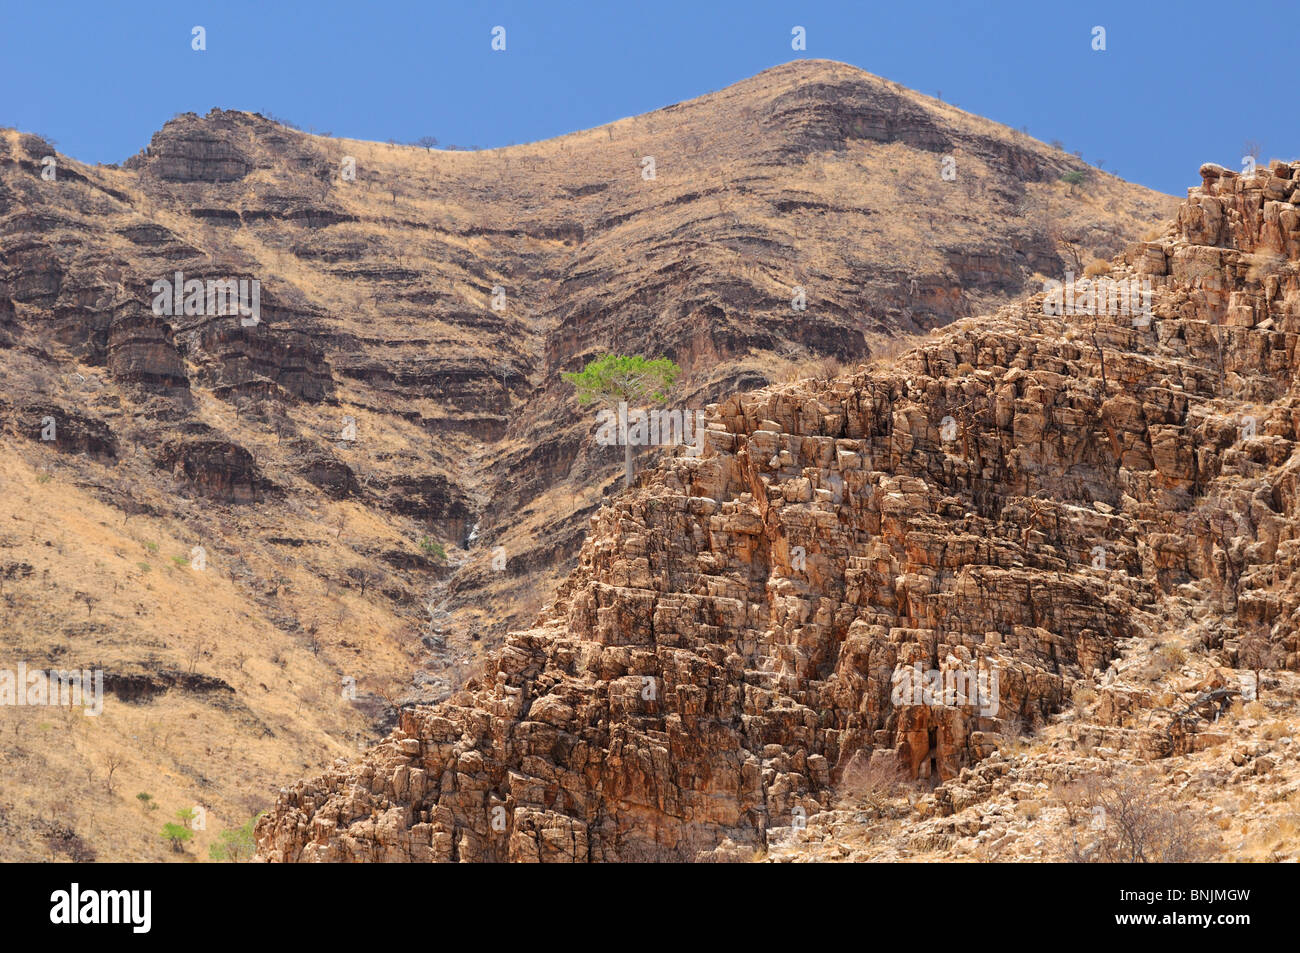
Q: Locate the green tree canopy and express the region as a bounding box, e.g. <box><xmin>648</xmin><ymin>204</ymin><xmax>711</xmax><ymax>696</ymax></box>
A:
<box><xmin>563</xmin><ymin>354</ymin><xmax>683</xmax><ymax>488</ymax></box>
<box><xmin>160</xmin><ymin>822</ymin><xmax>193</xmax><ymax>852</ymax></box>
<box><xmin>562</xmin><ymin>354</ymin><xmax>679</xmax><ymax>408</ymax></box>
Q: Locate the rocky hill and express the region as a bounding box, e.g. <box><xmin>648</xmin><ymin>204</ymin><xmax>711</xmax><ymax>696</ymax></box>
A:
<box><xmin>0</xmin><ymin>60</ymin><xmax>1173</xmax><ymax>860</ymax></box>
<box><xmin>256</xmin><ymin>160</ymin><xmax>1300</xmax><ymax>862</ymax></box>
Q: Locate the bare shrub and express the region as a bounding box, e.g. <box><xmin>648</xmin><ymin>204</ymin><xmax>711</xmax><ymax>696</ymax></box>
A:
<box><xmin>1052</xmin><ymin>778</ymin><xmax>1091</xmax><ymax>827</ymax></box>
<box><xmin>1145</xmin><ymin>643</ymin><xmax>1186</xmax><ymax>678</ymax></box>
<box><xmin>1072</xmin><ymin>684</ymin><xmax>1096</xmax><ymax>717</ymax></box>
<box><xmin>838</xmin><ymin>751</ymin><xmax>905</xmax><ymax>812</ymax></box>
<box><xmin>103</xmin><ymin>753</ymin><xmax>123</xmax><ymax>795</ymax></box>
<box><xmin>45</xmin><ymin>825</ymin><xmax>97</xmax><ymax>862</ymax></box>
<box><xmin>817</xmin><ymin>355</ymin><xmax>847</xmax><ymax>380</ymax></box>
<box><xmin>998</xmin><ymin>713</ymin><xmax>1027</xmax><ymax>752</ymax></box>
<box><xmin>1237</xmin><ymin>629</ymin><xmax>1286</xmax><ymax>698</ymax></box>
<box><xmin>1062</xmin><ymin>770</ymin><xmax>1218</xmax><ymax>862</ymax></box>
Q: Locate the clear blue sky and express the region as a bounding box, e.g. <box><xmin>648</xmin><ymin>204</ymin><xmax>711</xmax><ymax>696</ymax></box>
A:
<box><xmin>2</xmin><ymin>0</ymin><xmax>1294</xmax><ymax>196</ymax></box>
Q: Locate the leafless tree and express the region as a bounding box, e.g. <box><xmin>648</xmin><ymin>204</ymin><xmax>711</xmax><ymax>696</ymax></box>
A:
<box><xmin>103</xmin><ymin>753</ymin><xmax>124</xmax><ymax>795</ymax></box>
<box><xmin>1063</xmin><ymin>770</ymin><xmax>1217</xmax><ymax>862</ymax></box>
<box><xmin>1237</xmin><ymin>630</ymin><xmax>1284</xmax><ymax>699</ymax></box>
<box><xmin>187</xmin><ymin>634</ymin><xmax>208</xmax><ymax>674</ymax></box>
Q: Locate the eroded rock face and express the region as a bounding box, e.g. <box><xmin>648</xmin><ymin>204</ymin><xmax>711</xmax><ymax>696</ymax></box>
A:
<box><xmin>106</xmin><ymin>306</ymin><xmax>190</xmax><ymax>392</ymax></box>
<box><xmin>0</xmin><ymin>294</ymin><xmax>15</xmax><ymax>346</ymax></box>
<box><xmin>256</xmin><ymin>161</ymin><xmax>1300</xmax><ymax>862</ymax></box>
<box><xmin>0</xmin><ymin>64</ymin><xmax>1196</xmax><ymax>863</ymax></box>
<box><xmin>3</xmin><ymin>402</ymin><xmax>119</xmax><ymax>461</ymax></box>
<box><xmin>158</xmin><ymin>439</ymin><xmax>275</xmax><ymax>503</ymax></box>
<box><xmin>142</xmin><ymin>115</ymin><xmax>253</xmax><ymax>183</ymax></box>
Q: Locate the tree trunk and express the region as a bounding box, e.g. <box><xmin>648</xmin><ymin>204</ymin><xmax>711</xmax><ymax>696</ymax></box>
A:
<box><xmin>624</xmin><ymin>441</ymin><xmax>634</xmax><ymax>487</ymax></box>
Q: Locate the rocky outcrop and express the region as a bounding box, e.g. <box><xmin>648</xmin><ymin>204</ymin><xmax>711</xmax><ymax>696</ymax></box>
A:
<box><xmin>765</xmin><ymin>76</ymin><xmax>953</xmax><ymax>153</ymax></box>
<box><xmin>106</xmin><ymin>305</ymin><xmax>190</xmax><ymax>392</ymax></box>
<box><xmin>256</xmin><ymin>161</ymin><xmax>1300</xmax><ymax>862</ymax></box>
<box><xmin>195</xmin><ymin>322</ymin><xmax>334</xmax><ymax>404</ymax></box>
<box><xmin>142</xmin><ymin>119</ymin><xmax>253</xmax><ymax>183</ymax></box>
<box><xmin>298</xmin><ymin>450</ymin><xmax>361</xmax><ymax>499</ymax></box>
<box><xmin>0</xmin><ymin>294</ymin><xmax>15</xmax><ymax>347</ymax></box>
<box><xmin>3</xmin><ymin>402</ymin><xmax>119</xmax><ymax>461</ymax></box>
<box><xmin>382</xmin><ymin>474</ymin><xmax>476</xmax><ymax>546</ymax></box>
<box><xmin>157</xmin><ymin>439</ymin><xmax>275</xmax><ymax>503</ymax></box>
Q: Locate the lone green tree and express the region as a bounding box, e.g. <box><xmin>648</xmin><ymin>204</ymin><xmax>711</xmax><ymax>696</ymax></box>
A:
<box><xmin>563</xmin><ymin>354</ymin><xmax>680</xmax><ymax>487</ymax></box>
<box><xmin>160</xmin><ymin>822</ymin><xmax>193</xmax><ymax>853</ymax></box>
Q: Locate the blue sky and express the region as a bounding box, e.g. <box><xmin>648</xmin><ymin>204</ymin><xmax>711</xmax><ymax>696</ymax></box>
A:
<box><xmin>1</xmin><ymin>0</ymin><xmax>1294</xmax><ymax>196</ymax></box>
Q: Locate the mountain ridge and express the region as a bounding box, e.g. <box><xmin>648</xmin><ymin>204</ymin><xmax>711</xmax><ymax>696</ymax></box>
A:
<box><xmin>0</xmin><ymin>60</ymin><xmax>1175</xmax><ymax>860</ymax></box>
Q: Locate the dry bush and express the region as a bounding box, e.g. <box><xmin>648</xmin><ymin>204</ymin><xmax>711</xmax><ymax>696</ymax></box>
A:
<box><xmin>867</xmin><ymin>335</ymin><xmax>916</xmax><ymax>368</ymax></box>
<box><xmin>838</xmin><ymin>751</ymin><xmax>906</xmax><ymax>812</ymax></box>
<box><xmin>1061</xmin><ymin>770</ymin><xmax>1218</xmax><ymax>862</ymax></box>
<box><xmin>774</xmin><ymin>354</ymin><xmax>853</xmax><ymax>384</ymax></box>
<box><xmin>1015</xmin><ymin>799</ymin><xmax>1043</xmax><ymax>821</ymax></box>
<box><xmin>1262</xmin><ymin>720</ymin><xmax>1289</xmax><ymax>741</ymax></box>
<box><xmin>45</xmin><ymin>825</ymin><xmax>97</xmax><ymax>862</ymax></box>
<box><xmin>1237</xmin><ymin>629</ymin><xmax>1285</xmax><ymax>698</ymax></box>
<box><xmin>1145</xmin><ymin>643</ymin><xmax>1186</xmax><ymax>678</ymax></box>
<box><xmin>1052</xmin><ymin>778</ymin><xmax>1092</xmax><ymax>826</ymax></box>
<box><xmin>816</xmin><ymin>355</ymin><xmax>848</xmax><ymax>380</ymax></box>
<box><xmin>1083</xmin><ymin>258</ymin><xmax>1111</xmax><ymax>277</ymax></box>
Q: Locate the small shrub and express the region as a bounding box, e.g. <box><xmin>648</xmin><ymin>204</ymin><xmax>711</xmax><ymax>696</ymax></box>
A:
<box><xmin>999</xmin><ymin>713</ymin><xmax>1027</xmax><ymax>751</ymax></box>
<box><xmin>1083</xmin><ymin>258</ymin><xmax>1111</xmax><ymax>277</ymax></box>
<box><xmin>209</xmin><ymin>813</ymin><xmax>263</xmax><ymax>862</ymax></box>
<box><xmin>1015</xmin><ymin>799</ymin><xmax>1043</xmax><ymax>821</ymax></box>
<box><xmin>1148</xmin><ymin>643</ymin><xmax>1186</xmax><ymax>676</ymax></box>
<box><xmin>418</xmin><ymin>537</ymin><xmax>446</xmax><ymax>561</ymax></box>
<box><xmin>46</xmin><ymin>826</ymin><xmax>97</xmax><ymax>862</ymax></box>
<box><xmin>1052</xmin><ymin>779</ymin><xmax>1091</xmax><ymax>826</ymax></box>
<box><xmin>1263</xmin><ymin>721</ymin><xmax>1288</xmax><ymax>740</ymax></box>
<box><xmin>838</xmin><ymin>751</ymin><xmax>906</xmax><ymax>812</ymax></box>
<box><xmin>817</xmin><ymin>356</ymin><xmax>847</xmax><ymax>380</ymax></box>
